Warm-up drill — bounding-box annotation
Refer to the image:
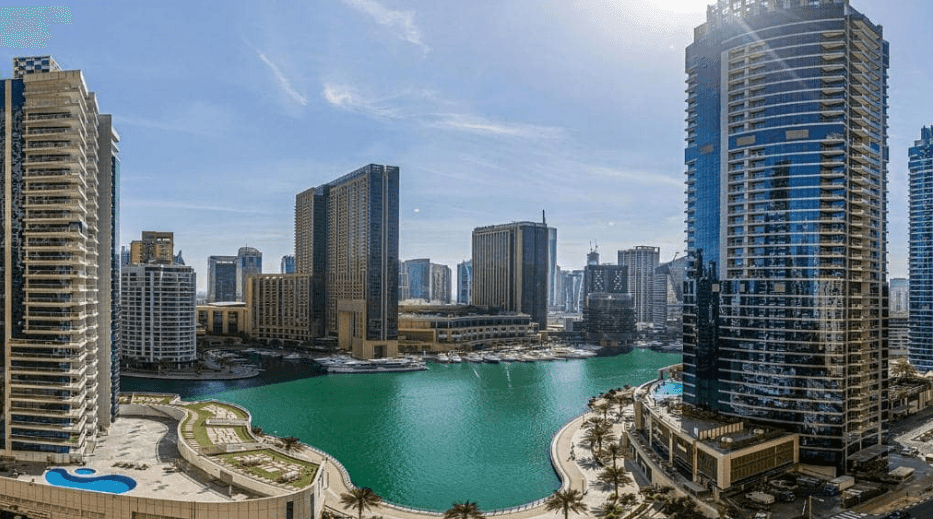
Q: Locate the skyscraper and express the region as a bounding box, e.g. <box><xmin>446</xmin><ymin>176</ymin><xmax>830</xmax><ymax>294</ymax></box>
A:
<box><xmin>910</xmin><ymin>126</ymin><xmax>933</xmax><ymax>370</ymax></box>
<box><xmin>431</xmin><ymin>263</ymin><xmax>452</xmax><ymax>304</ymax></box>
<box><xmin>547</xmin><ymin>227</ymin><xmax>558</xmax><ymax>308</ymax></box>
<box><xmin>472</xmin><ymin>221</ymin><xmax>548</xmax><ymax>328</ymax></box>
<box><xmin>401</xmin><ymin>258</ymin><xmax>431</xmax><ymax>300</ymax></box>
<box><xmin>207</xmin><ymin>255</ymin><xmax>236</xmax><ymax>302</ymax></box>
<box><xmin>129</xmin><ymin>231</ymin><xmax>174</xmax><ymax>264</ymax></box>
<box><xmin>281</xmin><ymin>254</ymin><xmax>295</xmax><ymax>274</ymax></box>
<box><xmin>683</xmin><ymin>0</ymin><xmax>889</xmax><ymax>472</ymax></box>
<box><xmin>121</xmin><ymin>233</ymin><xmax>196</xmax><ymax>369</ymax></box>
<box><xmin>457</xmin><ymin>260</ymin><xmax>472</xmax><ymax>305</ymax></box>
<box><xmin>294</xmin><ymin>164</ymin><xmax>399</xmax><ymax>358</ymax></box>
<box><xmin>235</xmin><ymin>246</ymin><xmax>262</xmax><ymax>302</ymax></box>
<box><xmin>618</xmin><ymin>246</ymin><xmax>660</xmax><ymax>324</ymax></box>
<box><xmin>1</xmin><ymin>56</ymin><xmax>118</xmax><ymax>461</ymax></box>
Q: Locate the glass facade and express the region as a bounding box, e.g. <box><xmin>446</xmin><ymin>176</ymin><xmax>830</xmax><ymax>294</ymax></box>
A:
<box><xmin>683</xmin><ymin>0</ymin><xmax>889</xmax><ymax>471</ymax></box>
<box><xmin>909</xmin><ymin>126</ymin><xmax>933</xmax><ymax>369</ymax></box>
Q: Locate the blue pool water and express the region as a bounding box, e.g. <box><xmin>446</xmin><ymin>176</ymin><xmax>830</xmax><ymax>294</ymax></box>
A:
<box><xmin>653</xmin><ymin>381</ymin><xmax>683</xmax><ymax>400</ymax></box>
<box><xmin>75</xmin><ymin>468</ymin><xmax>96</xmax><ymax>475</ymax></box>
<box><xmin>45</xmin><ymin>468</ymin><xmax>136</xmax><ymax>494</ymax></box>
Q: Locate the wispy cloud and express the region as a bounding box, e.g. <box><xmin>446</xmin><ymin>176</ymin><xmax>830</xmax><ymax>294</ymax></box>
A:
<box><xmin>114</xmin><ymin>102</ymin><xmax>233</xmax><ymax>137</ymax></box>
<box><xmin>340</xmin><ymin>0</ymin><xmax>427</xmax><ymax>52</ymax></box>
<box><xmin>253</xmin><ymin>48</ymin><xmax>308</xmax><ymax>106</ymax></box>
<box><xmin>587</xmin><ymin>165</ymin><xmax>683</xmax><ymax>188</ymax></box>
<box><xmin>121</xmin><ymin>199</ymin><xmax>277</xmax><ymax>216</ymax></box>
<box><xmin>430</xmin><ymin>113</ymin><xmax>564</xmax><ymax>140</ymax></box>
<box><xmin>321</xmin><ymin>83</ymin><xmax>564</xmax><ymax>140</ymax></box>
<box><xmin>322</xmin><ymin>84</ymin><xmax>398</xmax><ymax>118</ymax></box>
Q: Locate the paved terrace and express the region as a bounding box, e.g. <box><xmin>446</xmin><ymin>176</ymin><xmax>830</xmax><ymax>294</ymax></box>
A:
<box><xmin>4</xmin><ymin>393</ymin><xmax>658</xmax><ymax>519</ymax></box>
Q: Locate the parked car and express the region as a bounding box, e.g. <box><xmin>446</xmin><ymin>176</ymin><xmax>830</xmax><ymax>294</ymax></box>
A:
<box><xmin>883</xmin><ymin>511</ymin><xmax>911</xmax><ymax>519</ymax></box>
<box><xmin>777</xmin><ymin>490</ymin><xmax>796</xmax><ymax>502</ymax></box>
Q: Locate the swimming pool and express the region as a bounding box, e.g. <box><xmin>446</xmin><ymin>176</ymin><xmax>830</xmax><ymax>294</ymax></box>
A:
<box><xmin>75</xmin><ymin>467</ymin><xmax>96</xmax><ymax>475</ymax></box>
<box><xmin>44</xmin><ymin>468</ymin><xmax>136</xmax><ymax>494</ymax></box>
<box><xmin>653</xmin><ymin>381</ymin><xmax>683</xmax><ymax>400</ymax></box>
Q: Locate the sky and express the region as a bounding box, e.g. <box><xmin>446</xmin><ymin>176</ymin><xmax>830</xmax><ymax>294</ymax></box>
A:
<box><xmin>1</xmin><ymin>0</ymin><xmax>931</xmax><ymax>291</ymax></box>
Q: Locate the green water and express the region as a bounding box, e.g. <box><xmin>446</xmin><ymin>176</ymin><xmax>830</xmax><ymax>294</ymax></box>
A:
<box><xmin>123</xmin><ymin>349</ymin><xmax>680</xmax><ymax>511</ymax></box>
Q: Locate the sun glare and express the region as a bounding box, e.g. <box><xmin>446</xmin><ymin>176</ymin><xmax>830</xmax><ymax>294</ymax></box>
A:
<box><xmin>645</xmin><ymin>0</ymin><xmax>708</xmax><ymax>14</ymax></box>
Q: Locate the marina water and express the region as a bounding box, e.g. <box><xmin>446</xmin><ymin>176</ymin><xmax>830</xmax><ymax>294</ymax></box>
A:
<box><xmin>123</xmin><ymin>349</ymin><xmax>681</xmax><ymax>511</ymax></box>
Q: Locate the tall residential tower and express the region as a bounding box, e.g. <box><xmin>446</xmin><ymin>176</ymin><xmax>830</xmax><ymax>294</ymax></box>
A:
<box><xmin>682</xmin><ymin>0</ymin><xmax>888</xmax><ymax>472</ymax></box>
<box><xmin>1</xmin><ymin>56</ymin><xmax>119</xmax><ymax>461</ymax></box>
<box><xmin>294</xmin><ymin>164</ymin><xmax>399</xmax><ymax>358</ymax></box>
<box><xmin>472</xmin><ymin>221</ymin><xmax>549</xmax><ymax>328</ymax></box>
<box><xmin>909</xmin><ymin>126</ymin><xmax>933</xmax><ymax>370</ymax></box>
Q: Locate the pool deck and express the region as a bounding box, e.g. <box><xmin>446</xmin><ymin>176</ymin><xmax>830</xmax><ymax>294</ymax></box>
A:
<box><xmin>2</xmin><ymin>400</ymin><xmax>653</xmax><ymax>518</ymax></box>
<box><xmin>7</xmin><ymin>416</ymin><xmax>251</xmax><ymax>502</ymax></box>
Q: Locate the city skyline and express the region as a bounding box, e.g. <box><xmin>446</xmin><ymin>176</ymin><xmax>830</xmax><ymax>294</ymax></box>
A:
<box><xmin>1</xmin><ymin>1</ymin><xmax>928</xmax><ymax>291</ymax></box>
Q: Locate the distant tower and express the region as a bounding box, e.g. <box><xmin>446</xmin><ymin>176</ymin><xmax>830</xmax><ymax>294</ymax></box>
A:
<box><xmin>281</xmin><ymin>254</ymin><xmax>296</xmax><ymax>274</ymax></box>
<box><xmin>236</xmin><ymin>246</ymin><xmax>262</xmax><ymax>302</ymax></box>
<box><xmin>472</xmin><ymin>221</ymin><xmax>548</xmax><ymax>327</ymax></box>
<box><xmin>457</xmin><ymin>260</ymin><xmax>473</xmax><ymax>305</ymax></box>
<box><xmin>618</xmin><ymin>246</ymin><xmax>659</xmax><ymax>323</ymax></box>
<box><xmin>910</xmin><ymin>126</ymin><xmax>933</xmax><ymax>370</ymax></box>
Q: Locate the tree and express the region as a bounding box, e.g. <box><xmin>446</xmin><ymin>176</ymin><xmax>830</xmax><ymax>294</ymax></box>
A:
<box><xmin>593</xmin><ymin>401</ymin><xmax>612</xmax><ymax>421</ymax></box>
<box><xmin>598</xmin><ymin>466</ymin><xmax>633</xmax><ymax>496</ymax></box>
<box><xmin>583</xmin><ymin>416</ymin><xmax>609</xmax><ymax>432</ymax></box>
<box><xmin>279</xmin><ymin>436</ymin><xmax>301</xmax><ymax>452</ymax></box>
<box><xmin>596</xmin><ymin>500</ymin><xmax>624</xmax><ymax>519</ymax></box>
<box><xmin>663</xmin><ymin>496</ymin><xmax>704</xmax><ymax>519</ymax></box>
<box><xmin>891</xmin><ymin>358</ymin><xmax>919</xmax><ymax>380</ymax></box>
<box><xmin>583</xmin><ymin>424</ymin><xmax>616</xmax><ymax>455</ymax></box>
<box><xmin>543</xmin><ymin>489</ymin><xmax>587</xmax><ymax>519</ymax></box>
<box><xmin>340</xmin><ymin>487</ymin><xmax>383</xmax><ymax>519</ymax></box>
<box><xmin>616</xmin><ymin>493</ymin><xmax>637</xmax><ymax>509</ymax></box>
<box><xmin>601</xmin><ymin>442</ymin><xmax>625</xmax><ymax>472</ymax></box>
<box><xmin>443</xmin><ymin>501</ymin><xmax>485</xmax><ymax>519</ymax></box>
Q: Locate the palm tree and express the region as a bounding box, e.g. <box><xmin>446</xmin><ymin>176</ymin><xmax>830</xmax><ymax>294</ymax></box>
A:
<box><xmin>583</xmin><ymin>416</ymin><xmax>609</xmax><ymax>432</ymax></box>
<box><xmin>601</xmin><ymin>442</ymin><xmax>625</xmax><ymax>472</ymax></box>
<box><xmin>544</xmin><ymin>489</ymin><xmax>587</xmax><ymax>519</ymax></box>
<box><xmin>598</xmin><ymin>466</ymin><xmax>633</xmax><ymax>496</ymax></box>
<box><xmin>616</xmin><ymin>493</ymin><xmax>637</xmax><ymax>510</ymax></box>
<box><xmin>340</xmin><ymin>487</ymin><xmax>382</xmax><ymax>519</ymax></box>
<box><xmin>583</xmin><ymin>424</ymin><xmax>617</xmax><ymax>455</ymax></box>
<box><xmin>593</xmin><ymin>401</ymin><xmax>612</xmax><ymax>421</ymax></box>
<box><xmin>891</xmin><ymin>358</ymin><xmax>918</xmax><ymax>380</ymax></box>
<box><xmin>443</xmin><ymin>501</ymin><xmax>484</xmax><ymax>519</ymax></box>
<box><xmin>279</xmin><ymin>436</ymin><xmax>301</xmax><ymax>452</ymax></box>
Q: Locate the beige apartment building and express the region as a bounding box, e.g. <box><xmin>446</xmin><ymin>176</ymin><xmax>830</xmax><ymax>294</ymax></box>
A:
<box><xmin>2</xmin><ymin>56</ymin><xmax>119</xmax><ymax>462</ymax></box>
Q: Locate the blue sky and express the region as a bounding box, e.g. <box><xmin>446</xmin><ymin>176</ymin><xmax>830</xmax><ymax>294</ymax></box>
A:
<box><xmin>2</xmin><ymin>0</ymin><xmax>931</xmax><ymax>290</ymax></box>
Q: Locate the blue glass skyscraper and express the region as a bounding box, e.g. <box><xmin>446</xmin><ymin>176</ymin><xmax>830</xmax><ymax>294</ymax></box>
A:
<box><xmin>683</xmin><ymin>0</ymin><xmax>889</xmax><ymax>472</ymax></box>
<box><xmin>909</xmin><ymin>126</ymin><xmax>933</xmax><ymax>370</ymax></box>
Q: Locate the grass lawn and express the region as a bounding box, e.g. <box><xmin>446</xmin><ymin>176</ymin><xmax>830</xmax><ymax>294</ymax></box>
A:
<box><xmin>180</xmin><ymin>403</ymin><xmax>254</xmax><ymax>446</ymax></box>
<box><xmin>216</xmin><ymin>449</ymin><xmax>319</xmax><ymax>488</ymax></box>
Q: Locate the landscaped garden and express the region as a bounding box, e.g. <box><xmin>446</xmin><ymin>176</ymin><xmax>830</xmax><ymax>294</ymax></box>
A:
<box><xmin>216</xmin><ymin>448</ymin><xmax>319</xmax><ymax>488</ymax></box>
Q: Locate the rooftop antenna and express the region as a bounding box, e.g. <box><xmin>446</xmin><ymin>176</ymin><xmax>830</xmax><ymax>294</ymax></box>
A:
<box><xmin>542</xmin><ymin>210</ymin><xmax>546</xmax><ymax>226</ymax></box>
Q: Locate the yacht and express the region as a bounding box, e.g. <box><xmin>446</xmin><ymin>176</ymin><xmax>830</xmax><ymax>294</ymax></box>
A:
<box><xmin>448</xmin><ymin>352</ymin><xmax>462</xmax><ymax>363</ymax></box>
<box><xmin>465</xmin><ymin>352</ymin><xmax>484</xmax><ymax>363</ymax></box>
<box><xmin>483</xmin><ymin>352</ymin><xmax>501</xmax><ymax>364</ymax></box>
<box><xmin>499</xmin><ymin>351</ymin><xmax>518</xmax><ymax>363</ymax></box>
<box><xmin>436</xmin><ymin>352</ymin><xmax>450</xmax><ymax>363</ymax></box>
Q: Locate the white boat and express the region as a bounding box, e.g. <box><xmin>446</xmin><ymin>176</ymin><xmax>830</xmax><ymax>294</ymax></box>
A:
<box><xmin>483</xmin><ymin>353</ymin><xmax>501</xmax><ymax>364</ymax></box>
<box><xmin>465</xmin><ymin>353</ymin><xmax>484</xmax><ymax>363</ymax></box>
<box><xmin>535</xmin><ymin>351</ymin><xmax>556</xmax><ymax>361</ymax></box>
<box><xmin>283</xmin><ymin>353</ymin><xmax>303</xmax><ymax>361</ymax></box>
<box><xmin>436</xmin><ymin>353</ymin><xmax>450</xmax><ymax>363</ymax></box>
<box><xmin>448</xmin><ymin>353</ymin><xmax>462</xmax><ymax>363</ymax></box>
<box><xmin>500</xmin><ymin>352</ymin><xmax>518</xmax><ymax>363</ymax></box>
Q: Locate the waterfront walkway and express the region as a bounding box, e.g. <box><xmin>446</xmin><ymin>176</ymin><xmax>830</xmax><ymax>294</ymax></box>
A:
<box><xmin>283</xmin><ymin>408</ymin><xmax>647</xmax><ymax>519</ymax></box>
